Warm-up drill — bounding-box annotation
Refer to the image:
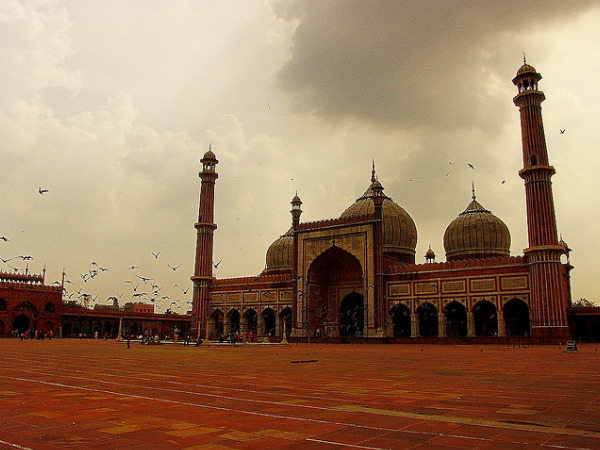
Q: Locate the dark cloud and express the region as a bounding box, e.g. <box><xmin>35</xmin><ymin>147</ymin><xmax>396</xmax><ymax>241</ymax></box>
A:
<box><xmin>275</xmin><ymin>1</ymin><xmax>597</xmax><ymax>131</ymax></box>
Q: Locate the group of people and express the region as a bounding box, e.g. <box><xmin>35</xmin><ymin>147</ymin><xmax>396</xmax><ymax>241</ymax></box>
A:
<box><xmin>18</xmin><ymin>329</ymin><xmax>54</xmax><ymax>341</ymax></box>
<box><xmin>214</xmin><ymin>330</ymin><xmax>258</xmax><ymax>344</ymax></box>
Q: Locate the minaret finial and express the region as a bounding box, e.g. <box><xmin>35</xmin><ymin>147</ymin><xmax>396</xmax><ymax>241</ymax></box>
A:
<box><xmin>371</xmin><ymin>159</ymin><xmax>376</xmax><ymax>183</ymax></box>
<box><xmin>522</xmin><ymin>52</ymin><xmax>526</xmax><ymax>65</ymax></box>
<box><xmin>471</xmin><ymin>181</ymin><xmax>476</xmax><ymax>200</ymax></box>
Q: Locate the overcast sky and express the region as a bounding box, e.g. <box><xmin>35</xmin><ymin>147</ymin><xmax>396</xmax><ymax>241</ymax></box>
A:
<box><xmin>1</xmin><ymin>0</ymin><xmax>599</xmax><ymax>312</ymax></box>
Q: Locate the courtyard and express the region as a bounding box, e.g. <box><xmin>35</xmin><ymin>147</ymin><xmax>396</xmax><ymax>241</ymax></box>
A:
<box><xmin>0</xmin><ymin>339</ymin><xmax>599</xmax><ymax>450</ymax></box>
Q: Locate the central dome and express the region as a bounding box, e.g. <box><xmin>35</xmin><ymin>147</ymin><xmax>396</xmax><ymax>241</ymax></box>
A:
<box><xmin>340</xmin><ymin>178</ymin><xmax>417</xmax><ymax>264</ymax></box>
<box><xmin>443</xmin><ymin>194</ymin><xmax>510</xmax><ymax>261</ymax></box>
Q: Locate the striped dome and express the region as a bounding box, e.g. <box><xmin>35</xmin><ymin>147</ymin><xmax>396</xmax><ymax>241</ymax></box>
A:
<box><xmin>340</xmin><ymin>181</ymin><xmax>417</xmax><ymax>263</ymax></box>
<box><xmin>443</xmin><ymin>196</ymin><xmax>510</xmax><ymax>261</ymax></box>
<box><xmin>263</xmin><ymin>228</ymin><xmax>293</xmax><ymax>274</ymax></box>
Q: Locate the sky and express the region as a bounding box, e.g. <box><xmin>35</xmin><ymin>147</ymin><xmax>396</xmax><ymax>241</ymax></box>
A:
<box><xmin>1</xmin><ymin>0</ymin><xmax>599</xmax><ymax>313</ymax></box>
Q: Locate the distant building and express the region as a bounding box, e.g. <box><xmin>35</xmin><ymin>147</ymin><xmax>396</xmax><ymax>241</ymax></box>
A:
<box><xmin>190</xmin><ymin>62</ymin><xmax>598</xmax><ymax>343</ymax></box>
<box><xmin>124</xmin><ymin>302</ymin><xmax>154</xmax><ymax>314</ymax></box>
<box><xmin>0</xmin><ymin>270</ymin><xmax>62</xmax><ymax>335</ymax></box>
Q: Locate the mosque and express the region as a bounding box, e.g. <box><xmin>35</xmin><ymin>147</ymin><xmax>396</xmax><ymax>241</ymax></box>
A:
<box><xmin>190</xmin><ymin>62</ymin><xmax>575</xmax><ymax>343</ymax></box>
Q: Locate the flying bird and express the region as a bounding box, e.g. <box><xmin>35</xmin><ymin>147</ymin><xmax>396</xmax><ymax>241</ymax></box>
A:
<box><xmin>135</xmin><ymin>274</ymin><xmax>152</xmax><ymax>284</ymax></box>
<box><xmin>213</xmin><ymin>260</ymin><xmax>221</xmax><ymax>269</ymax></box>
<box><xmin>501</xmin><ymin>180</ymin><xmax>506</xmax><ymax>184</ymax></box>
<box><xmin>0</xmin><ymin>236</ymin><xmax>10</xmax><ymax>242</ymax></box>
<box><xmin>127</xmin><ymin>265</ymin><xmax>138</xmax><ymax>270</ymax></box>
<box><xmin>560</xmin><ymin>129</ymin><xmax>565</xmax><ymax>134</ymax></box>
<box><xmin>1</xmin><ymin>257</ymin><xmax>13</xmax><ymax>263</ymax></box>
<box><xmin>467</xmin><ymin>163</ymin><xmax>474</xmax><ymax>170</ymax></box>
<box><xmin>38</xmin><ymin>187</ymin><xmax>49</xmax><ymax>195</ymax></box>
<box><xmin>18</xmin><ymin>255</ymin><xmax>33</xmax><ymax>261</ymax></box>
<box><xmin>152</xmin><ymin>251</ymin><xmax>160</xmax><ymax>259</ymax></box>
<box><xmin>167</xmin><ymin>263</ymin><xmax>181</xmax><ymax>271</ymax></box>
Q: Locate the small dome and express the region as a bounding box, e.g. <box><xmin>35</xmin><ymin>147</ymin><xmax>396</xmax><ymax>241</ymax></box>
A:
<box><xmin>263</xmin><ymin>228</ymin><xmax>293</xmax><ymax>274</ymax></box>
<box><xmin>202</xmin><ymin>149</ymin><xmax>217</xmax><ymax>161</ymax></box>
<box><xmin>443</xmin><ymin>195</ymin><xmax>510</xmax><ymax>261</ymax></box>
<box><xmin>425</xmin><ymin>246</ymin><xmax>436</xmax><ymax>259</ymax></box>
<box><xmin>340</xmin><ymin>180</ymin><xmax>417</xmax><ymax>263</ymax></box>
<box><xmin>516</xmin><ymin>63</ymin><xmax>537</xmax><ymax>76</ymax></box>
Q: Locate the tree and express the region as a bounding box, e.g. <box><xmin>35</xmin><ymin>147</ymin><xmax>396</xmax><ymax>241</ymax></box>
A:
<box><xmin>572</xmin><ymin>298</ymin><xmax>596</xmax><ymax>307</ymax></box>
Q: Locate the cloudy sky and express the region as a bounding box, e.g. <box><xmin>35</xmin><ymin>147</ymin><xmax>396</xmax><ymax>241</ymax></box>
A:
<box><xmin>1</xmin><ymin>0</ymin><xmax>599</xmax><ymax>312</ymax></box>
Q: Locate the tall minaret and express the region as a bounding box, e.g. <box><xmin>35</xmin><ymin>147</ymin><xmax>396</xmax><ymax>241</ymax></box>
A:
<box><xmin>512</xmin><ymin>60</ymin><xmax>570</xmax><ymax>339</ymax></box>
<box><xmin>191</xmin><ymin>146</ymin><xmax>218</xmax><ymax>339</ymax></box>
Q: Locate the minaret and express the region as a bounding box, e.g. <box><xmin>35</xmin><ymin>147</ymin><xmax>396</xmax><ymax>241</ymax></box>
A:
<box><xmin>512</xmin><ymin>60</ymin><xmax>570</xmax><ymax>339</ymax></box>
<box><xmin>291</xmin><ymin>193</ymin><xmax>302</xmax><ymax>333</ymax></box>
<box><xmin>191</xmin><ymin>146</ymin><xmax>218</xmax><ymax>339</ymax></box>
<box><xmin>370</xmin><ymin>171</ymin><xmax>385</xmax><ymax>331</ymax></box>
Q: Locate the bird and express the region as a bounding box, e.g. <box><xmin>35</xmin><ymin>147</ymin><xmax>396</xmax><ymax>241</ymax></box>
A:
<box><xmin>127</xmin><ymin>265</ymin><xmax>138</xmax><ymax>270</ymax></box>
<box><xmin>560</xmin><ymin>129</ymin><xmax>565</xmax><ymax>134</ymax></box>
<box><xmin>152</xmin><ymin>251</ymin><xmax>160</xmax><ymax>259</ymax></box>
<box><xmin>135</xmin><ymin>274</ymin><xmax>152</xmax><ymax>284</ymax></box>
<box><xmin>213</xmin><ymin>260</ymin><xmax>221</xmax><ymax>269</ymax></box>
<box><xmin>467</xmin><ymin>163</ymin><xmax>474</xmax><ymax>169</ymax></box>
<box><xmin>1</xmin><ymin>257</ymin><xmax>13</xmax><ymax>263</ymax></box>
<box><xmin>449</xmin><ymin>161</ymin><xmax>454</xmax><ymax>165</ymax></box>
<box><xmin>167</xmin><ymin>264</ymin><xmax>181</xmax><ymax>271</ymax></box>
<box><xmin>501</xmin><ymin>180</ymin><xmax>506</xmax><ymax>184</ymax></box>
<box><xmin>0</xmin><ymin>236</ymin><xmax>10</xmax><ymax>242</ymax></box>
<box><xmin>18</xmin><ymin>255</ymin><xmax>33</xmax><ymax>261</ymax></box>
<box><xmin>38</xmin><ymin>187</ymin><xmax>49</xmax><ymax>195</ymax></box>
<box><xmin>182</xmin><ymin>288</ymin><xmax>189</xmax><ymax>295</ymax></box>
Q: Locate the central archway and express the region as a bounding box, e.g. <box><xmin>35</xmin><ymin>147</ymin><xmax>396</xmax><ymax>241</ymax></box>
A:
<box><xmin>339</xmin><ymin>293</ymin><xmax>364</xmax><ymax>337</ymax></box>
<box><xmin>306</xmin><ymin>245</ymin><xmax>364</xmax><ymax>337</ymax></box>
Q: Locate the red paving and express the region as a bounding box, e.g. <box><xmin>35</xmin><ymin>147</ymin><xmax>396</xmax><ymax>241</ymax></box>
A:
<box><xmin>0</xmin><ymin>340</ymin><xmax>599</xmax><ymax>450</ymax></box>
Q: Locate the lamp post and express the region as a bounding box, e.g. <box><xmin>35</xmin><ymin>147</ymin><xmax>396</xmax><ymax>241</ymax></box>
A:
<box><xmin>116</xmin><ymin>306</ymin><xmax>124</xmax><ymax>342</ymax></box>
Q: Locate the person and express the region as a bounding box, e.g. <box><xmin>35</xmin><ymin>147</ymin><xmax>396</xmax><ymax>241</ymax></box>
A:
<box><xmin>48</xmin><ymin>330</ymin><xmax>54</xmax><ymax>340</ymax></box>
<box><xmin>126</xmin><ymin>335</ymin><xmax>131</xmax><ymax>349</ymax></box>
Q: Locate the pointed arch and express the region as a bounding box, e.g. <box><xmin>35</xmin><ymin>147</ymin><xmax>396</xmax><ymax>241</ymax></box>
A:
<box><xmin>444</xmin><ymin>301</ymin><xmax>467</xmax><ymax>337</ymax></box>
<box><xmin>417</xmin><ymin>302</ymin><xmax>438</xmax><ymax>337</ymax></box>
<box><xmin>473</xmin><ymin>300</ymin><xmax>498</xmax><ymax>337</ymax></box>
<box><xmin>504</xmin><ymin>298</ymin><xmax>530</xmax><ymax>337</ymax></box>
<box><xmin>390</xmin><ymin>303</ymin><xmax>411</xmax><ymax>337</ymax></box>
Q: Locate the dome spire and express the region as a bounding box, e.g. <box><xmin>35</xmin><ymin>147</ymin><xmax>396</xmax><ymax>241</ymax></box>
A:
<box><xmin>472</xmin><ymin>181</ymin><xmax>476</xmax><ymax>200</ymax></box>
<box><xmin>371</xmin><ymin>159</ymin><xmax>377</xmax><ymax>183</ymax></box>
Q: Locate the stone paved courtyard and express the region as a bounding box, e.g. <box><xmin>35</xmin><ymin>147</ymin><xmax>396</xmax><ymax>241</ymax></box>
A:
<box><xmin>1</xmin><ymin>339</ymin><xmax>599</xmax><ymax>449</ymax></box>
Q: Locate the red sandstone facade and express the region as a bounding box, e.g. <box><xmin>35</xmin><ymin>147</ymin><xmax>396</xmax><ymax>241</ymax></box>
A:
<box><xmin>191</xmin><ymin>62</ymin><xmax>580</xmax><ymax>343</ymax></box>
<box><xmin>0</xmin><ymin>271</ymin><xmax>63</xmax><ymax>336</ymax></box>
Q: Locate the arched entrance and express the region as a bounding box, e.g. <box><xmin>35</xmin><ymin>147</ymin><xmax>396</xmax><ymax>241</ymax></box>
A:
<box><xmin>306</xmin><ymin>246</ymin><xmax>364</xmax><ymax>337</ymax></box>
<box><xmin>390</xmin><ymin>303</ymin><xmax>411</xmax><ymax>337</ymax></box>
<box><xmin>243</xmin><ymin>309</ymin><xmax>258</xmax><ymax>334</ymax></box>
<box><xmin>504</xmin><ymin>299</ymin><xmax>530</xmax><ymax>337</ymax></box>
<box><xmin>13</xmin><ymin>314</ymin><xmax>30</xmax><ymax>334</ymax></box>
<box><xmin>444</xmin><ymin>301</ymin><xmax>467</xmax><ymax>338</ymax></box>
<box><xmin>280</xmin><ymin>307</ymin><xmax>292</xmax><ymax>337</ymax></box>
<box><xmin>339</xmin><ymin>293</ymin><xmax>364</xmax><ymax>337</ymax></box>
<box><xmin>227</xmin><ymin>309</ymin><xmax>240</xmax><ymax>333</ymax></box>
<box><xmin>473</xmin><ymin>300</ymin><xmax>498</xmax><ymax>337</ymax></box>
<box><xmin>209</xmin><ymin>309</ymin><xmax>224</xmax><ymax>338</ymax></box>
<box><xmin>417</xmin><ymin>303</ymin><xmax>438</xmax><ymax>337</ymax></box>
<box><xmin>261</xmin><ymin>308</ymin><xmax>276</xmax><ymax>337</ymax></box>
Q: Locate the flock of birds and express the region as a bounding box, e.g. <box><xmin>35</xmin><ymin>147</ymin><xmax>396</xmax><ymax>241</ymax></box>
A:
<box><xmin>0</xmin><ymin>231</ymin><xmax>223</xmax><ymax>314</ymax></box>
